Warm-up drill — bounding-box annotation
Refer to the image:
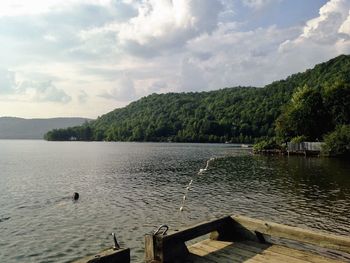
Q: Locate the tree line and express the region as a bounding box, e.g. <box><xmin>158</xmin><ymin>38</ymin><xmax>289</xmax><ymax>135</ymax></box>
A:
<box><xmin>45</xmin><ymin>55</ymin><xmax>350</xmax><ymax>150</ymax></box>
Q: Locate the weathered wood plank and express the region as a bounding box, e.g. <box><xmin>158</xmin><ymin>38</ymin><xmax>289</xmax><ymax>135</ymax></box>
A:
<box><xmin>242</xmin><ymin>240</ymin><xmax>345</xmax><ymax>263</ymax></box>
<box><xmin>191</xmin><ymin>239</ymin><xmax>316</xmax><ymax>263</ymax></box>
<box><xmin>145</xmin><ymin>233</ymin><xmax>190</xmax><ymax>263</ymax></box>
<box><xmin>189</xmin><ymin>241</ymin><xmax>261</xmax><ymax>263</ymax></box>
<box><xmin>145</xmin><ymin>235</ymin><xmax>155</xmax><ymax>262</ymax></box>
<box><xmin>191</xmin><ymin>242</ymin><xmax>252</xmax><ymax>259</ymax></box>
<box><xmin>193</xmin><ymin>239</ymin><xmax>233</xmax><ymax>251</ymax></box>
<box><xmin>232</xmin><ymin>243</ymin><xmax>318</xmax><ymax>263</ymax></box>
<box><xmin>145</xmin><ymin>216</ymin><xmax>235</xmax><ymax>262</ymax></box>
<box><xmin>232</xmin><ymin>215</ymin><xmax>350</xmax><ymax>254</ymax></box>
<box><xmin>188</xmin><ymin>246</ymin><xmax>234</xmax><ymax>263</ymax></box>
<box><xmin>163</xmin><ymin>216</ymin><xmax>234</xmax><ymax>243</ymax></box>
<box><xmin>190</xmin><ymin>240</ymin><xmax>349</xmax><ymax>263</ymax></box>
<box><xmin>72</xmin><ymin>248</ymin><xmax>130</xmax><ymax>263</ymax></box>
<box><xmin>247</xmin><ymin>253</ymin><xmax>304</xmax><ymax>263</ymax></box>
<box><xmin>188</xmin><ymin>253</ymin><xmax>218</xmax><ymax>263</ymax></box>
<box><xmin>193</xmin><ymin>241</ymin><xmax>257</xmax><ymax>259</ymax></box>
<box><xmin>189</xmin><ymin>239</ymin><xmax>308</xmax><ymax>263</ymax></box>
<box><xmin>190</xmin><ymin>238</ymin><xmax>348</xmax><ymax>263</ymax></box>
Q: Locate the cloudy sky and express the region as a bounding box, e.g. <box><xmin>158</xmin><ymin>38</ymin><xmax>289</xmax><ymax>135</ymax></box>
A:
<box><xmin>1</xmin><ymin>0</ymin><xmax>350</xmax><ymax>118</ymax></box>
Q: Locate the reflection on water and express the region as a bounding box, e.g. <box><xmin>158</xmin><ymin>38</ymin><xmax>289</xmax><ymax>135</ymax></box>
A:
<box><xmin>0</xmin><ymin>141</ymin><xmax>349</xmax><ymax>262</ymax></box>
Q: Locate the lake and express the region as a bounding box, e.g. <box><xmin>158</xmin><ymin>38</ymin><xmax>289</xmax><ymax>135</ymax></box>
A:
<box><xmin>0</xmin><ymin>140</ymin><xmax>349</xmax><ymax>262</ymax></box>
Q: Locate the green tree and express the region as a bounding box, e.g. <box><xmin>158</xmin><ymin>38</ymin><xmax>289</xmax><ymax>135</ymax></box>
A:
<box><xmin>322</xmin><ymin>125</ymin><xmax>350</xmax><ymax>157</ymax></box>
<box><xmin>323</xmin><ymin>81</ymin><xmax>350</xmax><ymax>126</ymax></box>
<box><xmin>43</xmin><ymin>55</ymin><xmax>350</xmax><ymax>144</ymax></box>
<box><xmin>276</xmin><ymin>85</ymin><xmax>330</xmax><ymax>141</ymax></box>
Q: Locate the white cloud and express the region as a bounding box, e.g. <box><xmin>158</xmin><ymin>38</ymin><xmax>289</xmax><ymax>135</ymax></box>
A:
<box><xmin>179</xmin><ymin>0</ymin><xmax>350</xmax><ymax>89</ymax></box>
<box><xmin>278</xmin><ymin>0</ymin><xmax>350</xmax><ymax>71</ymax></box>
<box><xmin>0</xmin><ymin>69</ymin><xmax>17</xmax><ymax>94</ymax></box>
<box><xmin>49</xmin><ymin>0</ymin><xmax>350</xmax><ymax>96</ymax></box>
<box><xmin>0</xmin><ymin>69</ymin><xmax>71</xmax><ymax>104</ymax></box>
<box><xmin>99</xmin><ymin>75</ymin><xmax>137</xmax><ymax>101</ymax></box>
<box><xmin>147</xmin><ymin>80</ymin><xmax>168</xmax><ymax>94</ymax></box>
<box><xmin>11</xmin><ymin>80</ymin><xmax>72</xmax><ymax>103</ymax></box>
<box><xmin>1</xmin><ymin>0</ymin><xmax>350</xmax><ymax>118</ymax></box>
<box><xmin>184</xmin><ymin>23</ymin><xmax>302</xmax><ymax>88</ymax></box>
<box><xmin>43</xmin><ymin>33</ymin><xmax>58</xmax><ymax>42</ymax></box>
<box><xmin>76</xmin><ymin>0</ymin><xmax>222</xmax><ymax>59</ymax></box>
<box><xmin>179</xmin><ymin>57</ymin><xmax>208</xmax><ymax>91</ymax></box>
<box><xmin>300</xmin><ymin>0</ymin><xmax>350</xmax><ymax>44</ymax></box>
<box><xmin>78</xmin><ymin>90</ymin><xmax>88</xmax><ymax>103</ymax></box>
<box><xmin>339</xmin><ymin>11</ymin><xmax>350</xmax><ymax>35</ymax></box>
<box><xmin>117</xmin><ymin>0</ymin><xmax>222</xmax><ymax>48</ymax></box>
<box><xmin>0</xmin><ymin>0</ymin><xmax>116</xmax><ymax>17</ymax></box>
<box><xmin>243</xmin><ymin>0</ymin><xmax>280</xmax><ymax>9</ymax></box>
<box><xmin>19</xmin><ymin>80</ymin><xmax>72</xmax><ymax>103</ymax></box>
<box><xmin>0</xmin><ymin>0</ymin><xmax>61</xmax><ymax>16</ymax></box>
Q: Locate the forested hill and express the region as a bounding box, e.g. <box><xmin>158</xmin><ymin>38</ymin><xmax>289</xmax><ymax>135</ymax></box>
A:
<box><xmin>0</xmin><ymin>117</ymin><xmax>89</xmax><ymax>139</ymax></box>
<box><xmin>45</xmin><ymin>54</ymin><xmax>350</xmax><ymax>143</ymax></box>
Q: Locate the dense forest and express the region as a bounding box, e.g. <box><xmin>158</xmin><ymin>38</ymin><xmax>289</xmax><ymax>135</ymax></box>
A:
<box><xmin>45</xmin><ymin>55</ymin><xmax>350</xmax><ymax>144</ymax></box>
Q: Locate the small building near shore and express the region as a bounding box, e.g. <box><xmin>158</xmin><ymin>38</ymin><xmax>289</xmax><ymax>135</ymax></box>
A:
<box><xmin>287</xmin><ymin>142</ymin><xmax>324</xmax><ymax>156</ymax></box>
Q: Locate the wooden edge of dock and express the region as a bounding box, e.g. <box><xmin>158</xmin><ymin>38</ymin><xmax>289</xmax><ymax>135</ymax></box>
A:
<box><xmin>72</xmin><ymin>247</ymin><xmax>130</xmax><ymax>263</ymax></box>
<box><xmin>231</xmin><ymin>215</ymin><xmax>350</xmax><ymax>254</ymax></box>
<box><xmin>145</xmin><ymin>214</ymin><xmax>350</xmax><ymax>263</ymax></box>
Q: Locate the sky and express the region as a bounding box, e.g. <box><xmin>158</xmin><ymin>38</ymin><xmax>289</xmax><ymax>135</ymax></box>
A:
<box><xmin>1</xmin><ymin>0</ymin><xmax>350</xmax><ymax>119</ymax></box>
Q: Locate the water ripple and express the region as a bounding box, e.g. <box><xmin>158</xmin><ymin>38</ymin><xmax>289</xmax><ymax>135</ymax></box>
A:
<box><xmin>0</xmin><ymin>141</ymin><xmax>349</xmax><ymax>262</ymax></box>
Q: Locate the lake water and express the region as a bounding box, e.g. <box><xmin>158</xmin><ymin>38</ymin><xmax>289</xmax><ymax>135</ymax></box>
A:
<box><xmin>0</xmin><ymin>140</ymin><xmax>349</xmax><ymax>262</ymax></box>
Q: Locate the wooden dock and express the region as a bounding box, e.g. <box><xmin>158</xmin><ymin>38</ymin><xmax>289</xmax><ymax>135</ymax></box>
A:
<box><xmin>145</xmin><ymin>215</ymin><xmax>350</xmax><ymax>263</ymax></box>
<box><xmin>188</xmin><ymin>239</ymin><xmax>344</xmax><ymax>263</ymax></box>
<box><xmin>287</xmin><ymin>142</ymin><xmax>324</xmax><ymax>156</ymax></box>
<box><xmin>72</xmin><ymin>214</ymin><xmax>350</xmax><ymax>262</ymax></box>
<box><xmin>72</xmin><ymin>247</ymin><xmax>130</xmax><ymax>263</ymax></box>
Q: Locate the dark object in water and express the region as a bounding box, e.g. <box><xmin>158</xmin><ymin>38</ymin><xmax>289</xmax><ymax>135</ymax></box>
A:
<box><xmin>73</xmin><ymin>192</ymin><xmax>79</xmax><ymax>201</ymax></box>
<box><xmin>0</xmin><ymin>216</ymin><xmax>10</xmax><ymax>223</ymax></box>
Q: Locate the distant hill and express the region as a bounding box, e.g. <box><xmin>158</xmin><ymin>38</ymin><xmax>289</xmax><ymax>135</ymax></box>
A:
<box><xmin>0</xmin><ymin>117</ymin><xmax>90</xmax><ymax>139</ymax></box>
<box><xmin>45</xmin><ymin>54</ymin><xmax>350</xmax><ymax>143</ymax></box>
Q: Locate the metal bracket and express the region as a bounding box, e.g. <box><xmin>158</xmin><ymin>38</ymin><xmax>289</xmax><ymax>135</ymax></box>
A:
<box><xmin>154</xmin><ymin>225</ymin><xmax>169</xmax><ymax>236</ymax></box>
